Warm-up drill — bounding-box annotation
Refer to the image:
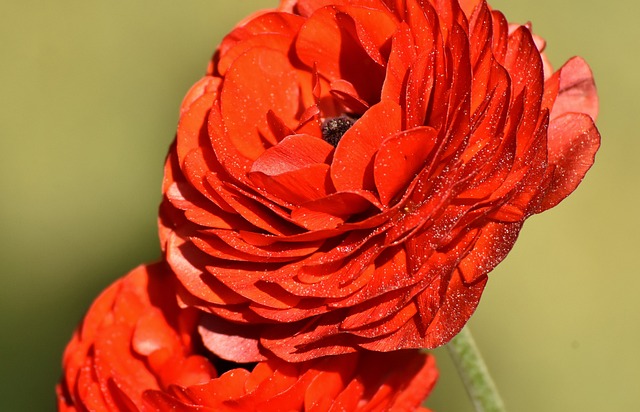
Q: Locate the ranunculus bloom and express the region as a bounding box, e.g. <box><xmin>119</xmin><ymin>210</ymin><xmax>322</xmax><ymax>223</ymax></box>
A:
<box><xmin>159</xmin><ymin>0</ymin><xmax>600</xmax><ymax>361</ymax></box>
<box><xmin>57</xmin><ymin>263</ymin><xmax>439</xmax><ymax>411</ymax></box>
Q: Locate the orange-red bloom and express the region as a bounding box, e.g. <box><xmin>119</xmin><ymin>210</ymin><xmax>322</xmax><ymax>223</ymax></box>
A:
<box><xmin>57</xmin><ymin>263</ymin><xmax>438</xmax><ymax>411</ymax></box>
<box><xmin>159</xmin><ymin>0</ymin><xmax>600</xmax><ymax>361</ymax></box>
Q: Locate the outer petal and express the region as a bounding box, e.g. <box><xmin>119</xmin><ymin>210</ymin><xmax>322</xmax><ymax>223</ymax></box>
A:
<box><xmin>548</xmin><ymin>56</ymin><xmax>599</xmax><ymax>121</ymax></box>
<box><xmin>535</xmin><ymin>112</ymin><xmax>600</xmax><ymax>212</ymax></box>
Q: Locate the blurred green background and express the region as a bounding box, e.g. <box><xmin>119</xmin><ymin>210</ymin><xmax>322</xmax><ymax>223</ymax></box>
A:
<box><xmin>1</xmin><ymin>0</ymin><xmax>637</xmax><ymax>410</ymax></box>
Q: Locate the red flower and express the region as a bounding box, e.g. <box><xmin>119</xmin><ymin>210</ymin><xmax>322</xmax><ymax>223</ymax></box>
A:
<box><xmin>159</xmin><ymin>0</ymin><xmax>600</xmax><ymax>361</ymax></box>
<box><xmin>57</xmin><ymin>263</ymin><xmax>439</xmax><ymax>411</ymax></box>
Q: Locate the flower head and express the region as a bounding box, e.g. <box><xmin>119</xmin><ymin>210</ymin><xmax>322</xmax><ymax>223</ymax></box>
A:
<box><xmin>57</xmin><ymin>263</ymin><xmax>438</xmax><ymax>411</ymax></box>
<box><xmin>159</xmin><ymin>0</ymin><xmax>600</xmax><ymax>361</ymax></box>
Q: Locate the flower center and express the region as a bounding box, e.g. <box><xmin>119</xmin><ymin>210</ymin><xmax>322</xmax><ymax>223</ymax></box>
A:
<box><xmin>321</xmin><ymin>115</ymin><xmax>356</xmax><ymax>147</ymax></box>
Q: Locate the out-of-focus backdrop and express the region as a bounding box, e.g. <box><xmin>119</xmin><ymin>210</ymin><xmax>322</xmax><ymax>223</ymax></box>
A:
<box><xmin>1</xmin><ymin>1</ymin><xmax>637</xmax><ymax>410</ymax></box>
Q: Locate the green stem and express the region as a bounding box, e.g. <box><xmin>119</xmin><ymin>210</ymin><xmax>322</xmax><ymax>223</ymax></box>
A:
<box><xmin>446</xmin><ymin>326</ymin><xmax>506</xmax><ymax>412</ymax></box>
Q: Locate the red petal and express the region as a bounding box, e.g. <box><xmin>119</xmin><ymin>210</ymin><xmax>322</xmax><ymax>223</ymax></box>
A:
<box><xmin>157</xmin><ymin>355</ymin><xmax>217</xmax><ymax>389</ymax></box>
<box><xmin>195</xmin><ymin>229</ymin><xmax>321</xmax><ymax>262</ymax></box>
<box><xmin>291</xmin><ymin>191</ymin><xmax>379</xmax><ymax>230</ymax></box>
<box><xmin>381</xmin><ymin>22</ymin><xmax>415</xmax><ymax>103</ymax></box>
<box><xmin>203</xmin><ymin>173</ymin><xmax>300</xmax><ymax>236</ymax></box>
<box><xmin>216</xmin><ymin>11</ymin><xmax>304</xmax><ymax>75</ymax></box>
<box><xmin>331</xmin><ymin>100</ymin><xmax>402</xmax><ymax>192</ymax></box>
<box><xmin>249</xmin><ymin>164</ymin><xmax>333</xmax><ymax>205</ymax></box>
<box><xmin>165</xmin><ymin>233</ymin><xmax>247</xmax><ymax>306</ymax></box>
<box><xmin>536</xmin><ymin>112</ymin><xmax>600</xmax><ymax>212</ymax></box>
<box><xmin>345</xmin><ymin>301</ymin><xmax>418</xmax><ymax>339</ymax></box>
<box><xmin>334</xmin><ymin>7</ymin><xmax>397</xmax><ymax>66</ymax></box>
<box><xmin>458</xmin><ymin>0</ymin><xmax>482</xmax><ymax>17</ymax></box>
<box><xmin>141</xmin><ymin>391</ymin><xmax>198</xmax><ymax>412</ymax></box>
<box><xmin>329</xmin><ymin>246</ymin><xmax>408</xmax><ymax>308</ymax></box>
<box><xmin>295</xmin><ymin>6</ymin><xmax>389</xmax><ymax>104</ymax></box>
<box><xmin>458</xmin><ymin>221</ymin><xmax>522</xmax><ymax>283</ymax></box>
<box><xmin>208</xmin><ymin>103</ymin><xmax>253</xmax><ymax>183</ymax></box>
<box><xmin>304</xmin><ymin>356</ymin><xmax>358</xmax><ymax>412</ymax></box>
<box><xmin>550</xmin><ymin>56</ymin><xmax>599</xmax><ymax>121</ymax></box>
<box><xmin>329</xmin><ymin>79</ymin><xmax>370</xmax><ymax>114</ymax></box>
<box><xmin>76</xmin><ymin>362</ymin><xmax>110</xmax><ymax>412</ymax></box>
<box><xmin>184</xmin><ymin>369</ymin><xmax>252</xmax><ymax>406</ymax></box>
<box><xmin>93</xmin><ymin>324</ymin><xmax>159</xmax><ymax>408</ymax></box>
<box><xmin>218</xmin><ymin>35</ymin><xmax>294</xmax><ymax>78</ymax></box>
<box><xmin>176</xmin><ymin>78</ymin><xmax>219</xmax><ymax>167</ymax></box>
<box><xmin>294</xmin><ymin>0</ymin><xmax>390</xmax><ymax>17</ymax></box>
<box><xmin>490</xmin><ymin>10</ymin><xmax>509</xmax><ymax>63</ymax></box>
<box><xmin>328</xmin><ymin>380</ymin><xmax>363</xmax><ymax>411</ymax></box>
<box><xmin>132</xmin><ymin>308</ymin><xmax>180</xmax><ymax>357</ymax></box>
<box><xmin>421</xmin><ymin>269</ymin><xmax>487</xmax><ymax>348</ymax></box>
<box><xmin>198</xmin><ymin>315</ymin><xmax>266</xmax><ymax>363</ymax></box>
<box><xmin>503</xmin><ymin>26</ymin><xmax>544</xmax><ymax>146</ymax></box>
<box><xmin>340</xmin><ymin>289</ymin><xmax>410</xmax><ymax>332</ymax></box>
<box><xmin>220</xmin><ymin>47</ymin><xmax>300</xmax><ymax>160</ymax></box>
<box><xmin>165</xmin><ymin>181</ymin><xmax>244</xmax><ymax>230</ymax></box>
<box><xmin>260</xmin><ymin>314</ymin><xmax>358</xmax><ymax>362</ymax></box>
<box><xmin>267</xmin><ymin>110</ymin><xmax>296</xmax><ymax>142</ymax></box>
<box><xmin>374</xmin><ymin>126</ymin><xmax>439</xmax><ymax>205</ymax></box>
<box><xmin>430</xmin><ymin>0</ymin><xmax>467</xmax><ymax>32</ymax></box>
<box><xmin>250</xmin><ymin>134</ymin><xmax>334</xmax><ymax>176</ymax></box>
<box><xmin>178</xmin><ymin>76</ymin><xmax>220</xmax><ymax>118</ymax></box>
<box><xmin>379</xmin><ymin>352</ymin><xmax>439</xmax><ymax>410</ymax></box>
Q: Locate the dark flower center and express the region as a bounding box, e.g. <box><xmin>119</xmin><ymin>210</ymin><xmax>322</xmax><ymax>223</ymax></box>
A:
<box><xmin>321</xmin><ymin>115</ymin><xmax>356</xmax><ymax>147</ymax></box>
